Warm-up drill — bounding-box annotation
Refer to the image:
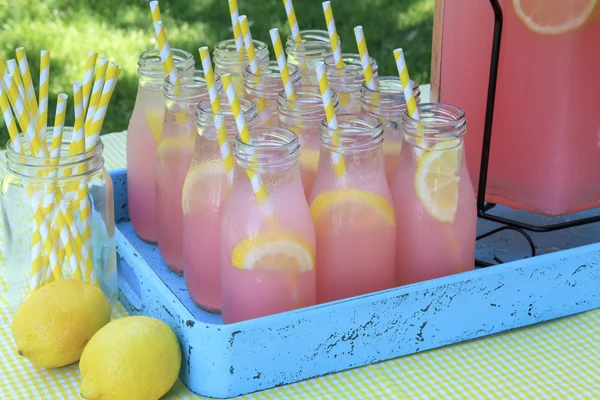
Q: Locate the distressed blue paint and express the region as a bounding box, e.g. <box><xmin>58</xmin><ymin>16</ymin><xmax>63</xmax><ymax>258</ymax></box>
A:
<box><xmin>111</xmin><ymin>169</ymin><xmax>600</xmax><ymax>399</ymax></box>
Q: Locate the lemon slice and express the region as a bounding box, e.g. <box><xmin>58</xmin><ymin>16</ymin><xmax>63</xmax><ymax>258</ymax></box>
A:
<box><xmin>513</xmin><ymin>0</ymin><xmax>597</xmax><ymax>34</ymax></box>
<box><xmin>414</xmin><ymin>140</ymin><xmax>462</xmax><ymax>223</ymax></box>
<box><xmin>145</xmin><ymin>110</ymin><xmax>164</xmax><ymax>142</ymax></box>
<box><xmin>181</xmin><ymin>162</ymin><xmax>226</xmax><ymax>215</ymax></box>
<box><xmin>382</xmin><ymin>141</ymin><xmax>403</xmax><ymax>155</ymax></box>
<box><xmin>231</xmin><ymin>231</ymin><xmax>315</xmax><ymax>272</ymax></box>
<box><xmin>298</xmin><ymin>148</ymin><xmax>320</xmax><ymax>171</ymax></box>
<box><xmin>310</xmin><ymin>189</ymin><xmax>396</xmax><ymax>227</ymax></box>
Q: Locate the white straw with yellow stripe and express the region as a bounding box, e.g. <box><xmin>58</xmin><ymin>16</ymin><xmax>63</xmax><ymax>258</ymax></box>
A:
<box><xmin>270</xmin><ymin>28</ymin><xmax>297</xmax><ymax>101</ymax></box>
<box><xmin>84</xmin><ymin>57</ymin><xmax>108</xmax><ymax>135</ymax></box>
<box><xmin>69</xmin><ymin>82</ymin><xmax>85</xmax><ymax>154</ymax></box>
<box><xmin>315</xmin><ymin>61</ymin><xmax>346</xmax><ymax>178</ymax></box>
<box><xmin>16</xmin><ymin>48</ymin><xmax>39</xmax><ymax>121</ymax></box>
<box><xmin>239</xmin><ymin>15</ymin><xmax>260</xmax><ymax>74</ymax></box>
<box><xmin>199</xmin><ymin>47</ymin><xmax>234</xmax><ymax>183</ymax></box>
<box><xmin>228</xmin><ymin>0</ymin><xmax>244</xmax><ymax>53</ymax></box>
<box><xmin>283</xmin><ymin>0</ymin><xmax>302</xmax><ymax>43</ymax></box>
<box><xmin>82</xmin><ymin>52</ymin><xmax>97</xmax><ymax>114</ymax></box>
<box><xmin>0</xmin><ymin>84</ymin><xmax>24</xmax><ymax>154</ymax></box>
<box><xmin>37</xmin><ymin>50</ymin><xmax>50</xmax><ymax>142</ymax></box>
<box><xmin>222</xmin><ymin>73</ymin><xmax>271</xmax><ymax>210</ymax></box>
<box><xmin>393</xmin><ymin>48</ymin><xmax>419</xmax><ymax>120</ymax></box>
<box><xmin>322</xmin><ymin>1</ymin><xmax>344</xmax><ymax>68</ymax></box>
<box><xmin>149</xmin><ymin>1</ymin><xmax>179</xmax><ymax>85</ymax></box>
<box><xmin>86</xmin><ymin>62</ymin><xmax>119</xmax><ymax>149</ymax></box>
<box><xmin>6</xmin><ymin>60</ymin><xmax>30</xmax><ymax>120</ymax></box>
<box><xmin>150</xmin><ymin>0</ymin><xmax>161</xmax><ymax>22</ymax></box>
<box><xmin>354</xmin><ymin>26</ymin><xmax>376</xmax><ymax>90</ymax></box>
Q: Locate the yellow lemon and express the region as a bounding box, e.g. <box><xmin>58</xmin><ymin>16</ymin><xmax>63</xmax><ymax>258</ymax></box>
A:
<box><xmin>298</xmin><ymin>148</ymin><xmax>320</xmax><ymax>171</ymax></box>
<box><xmin>232</xmin><ymin>231</ymin><xmax>315</xmax><ymax>273</ymax></box>
<box><xmin>181</xmin><ymin>162</ymin><xmax>227</xmax><ymax>215</ymax></box>
<box><xmin>309</xmin><ymin>189</ymin><xmax>396</xmax><ymax>227</ymax></box>
<box><xmin>513</xmin><ymin>0</ymin><xmax>597</xmax><ymax>34</ymax></box>
<box><xmin>11</xmin><ymin>279</ymin><xmax>111</xmax><ymax>368</ymax></box>
<box><xmin>145</xmin><ymin>110</ymin><xmax>164</xmax><ymax>142</ymax></box>
<box><xmin>414</xmin><ymin>140</ymin><xmax>462</xmax><ymax>223</ymax></box>
<box><xmin>79</xmin><ymin>316</ymin><xmax>181</xmax><ymax>400</ymax></box>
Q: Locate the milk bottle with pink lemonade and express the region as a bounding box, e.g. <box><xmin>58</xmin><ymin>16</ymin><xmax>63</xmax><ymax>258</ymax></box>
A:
<box><xmin>324</xmin><ymin>54</ymin><xmax>378</xmax><ymax>114</ymax></box>
<box><xmin>244</xmin><ymin>61</ymin><xmax>300</xmax><ymax>127</ymax></box>
<box><xmin>391</xmin><ymin>103</ymin><xmax>476</xmax><ymax>286</ymax></box>
<box><xmin>308</xmin><ymin>114</ymin><xmax>396</xmax><ymax>303</ymax></box>
<box><xmin>182</xmin><ymin>98</ymin><xmax>257</xmax><ymax>312</ymax></box>
<box><xmin>127</xmin><ymin>48</ymin><xmax>194</xmax><ymax>242</ymax></box>
<box><xmin>360</xmin><ymin>76</ymin><xmax>421</xmax><ymax>184</ymax></box>
<box><xmin>220</xmin><ymin>127</ymin><xmax>316</xmax><ymax>324</ymax></box>
<box><xmin>277</xmin><ymin>85</ymin><xmax>339</xmax><ymax>198</ymax></box>
<box><xmin>155</xmin><ymin>70</ymin><xmax>212</xmax><ymax>272</ymax></box>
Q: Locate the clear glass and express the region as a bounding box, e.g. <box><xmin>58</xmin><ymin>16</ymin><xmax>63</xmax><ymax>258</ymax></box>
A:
<box><xmin>221</xmin><ymin>127</ymin><xmax>316</xmax><ymax>323</ymax></box>
<box><xmin>156</xmin><ymin>70</ymin><xmax>217</xmax><ymax>272</ymax></box>
<box><xmin>277</xmin><ymin>84</ymin><xmax>339</xmax><ymax>198</ymax></box>
<box><xmin>391</xmin><ymin>103</ymin><xmax>476</xmax><ymax>286</ymax></box>
<box><xmin>360</xmin><ymin>76</ymin><xmax>421</xmax><ymax>183</ymax></box>
<box><xmin>183</xmin><ymin>98</ymin><xmax>258</xmax><ymax>313</ymax></box>
<box><xmin>324</xmin><ymin>53</ymin><xmax>378</xmax><ymax>114</ymax></box>
<box><xmin>308</xmin><ymin>114</ymin><xmax>396</xmax><ymax>303</ymax></box>
<box><xmin>126</xmin><ymin>48</ymin><xmax>194</xmax><ymax>243</ymax></box>
<box><xmin>244</xmin><ymin>61</ymin><xmax>300</xmax><ymax>127</ymax></box>
<box><xmin>214</xmin><ymin>39</ymin><xmax>270</xmax><ymax>99</ymax></box>
<box><xmin>438</xmin><ymin>1</ymin><xmax>600</xmax><ymax>215</ymax></box>
<box><xmin>2</xmin><ymin>128</ymin><xmax>117</xmax><ymax>313</ymax></box>
<box><xmin>285</xmin><ymin>30</ymin><xmax>333</xmax><ymax>85</ymax></box>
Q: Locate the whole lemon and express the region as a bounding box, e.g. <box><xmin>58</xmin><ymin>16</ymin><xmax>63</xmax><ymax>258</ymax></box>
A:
<box><xmin>79</xmin><ymin>316</ymin><xmax>181</xmax><ymax>400</ymax></box>
<box><xmin>11</xmin><ymin>279</ymin><xmax>111</xmax><ymax>368</ymax></box>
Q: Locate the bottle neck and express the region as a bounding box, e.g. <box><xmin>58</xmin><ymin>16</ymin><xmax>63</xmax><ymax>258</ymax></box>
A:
<box><xmin>325</xmin><ymin>53</ymin><xmax>378</xmax><ymax>94</ymax></box>
<box><xmin>164</xmin><ymin>70</ymin><xmax>217</xmax><ymax>109</ymax></box>
<box><xmin>196</xmin><ymin>98</ymin><xmax>258</xmax><ymax>140</ymax></box>
<box><xmin>319</xmin><ymin>114</ymin><xmax>383</xmax><ymax>154</ymax></box>
<box><xmin>285</xmin><ymin>30</ymin><xmax>333</xmax><ymax>63</ymax></box>
<box><xmin>277</xmin><ymin>84</ymin><xmax>339</xmax><ymax>128</ymax></box>
<box><xmin>361</xmin><ymin>76</ymin><xmax>421</xmax><ymax>118</ymax></box>
<box><xmin>402</xmin><ymin>103</ymin><xmax>467</xmax><ymax>149</ymax></box>
<box><xmin>235</xmin><ymin>126</ymin><xmax>300</xmax><ymax>173</ymax></box>
<box><xmin>213</xmin><ymin>39</ymin><xmax>270</xmax><ymax>73</ymax></box>
<box><xmin>244</xmin><ymin>61</ymin><xmax>300</xmax><ymax>101</ymax></box>
<box><xmin>138</xmin><ymin>48</ymin><xmax>195</xmax><ymax>90</ymax></box>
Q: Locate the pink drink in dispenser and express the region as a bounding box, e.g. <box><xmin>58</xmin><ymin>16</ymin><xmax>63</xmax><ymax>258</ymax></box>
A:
<box><xmin>221</xmin><ymin>127</ymin><xmax>316</xmax><ymax>323</ymax></box>
<box><xmin>435</xmin><ymin>0</ymin><xmax>600</xmax><ymax>215</ymax></box>
<box><xmin>126</xmin><ymin>48</ymin><xmax>194</xmax><ymax>242</ymax></box>
<box><xmin>277</xmin><ymin>85</ymin><xmax>340</xmax><ymax>199</ymax></box>
<box><xmin>309</xmin><ymin>114</ymin><xmax>396</xmax><ymax>303</ymax></box>
<box><xmin>182</xmin><ymin>98</ymin><xmax>257</xmax><ymax>312</ymax></box>
<box><xmin>156</xmin><ymin>70</ymin><xmax>209</xmax><ymax>272</ymax></box>
<box><xmin>391</xmin><ymin>103</ymin><xmax>476</xmax><ymax>285</ymax></box>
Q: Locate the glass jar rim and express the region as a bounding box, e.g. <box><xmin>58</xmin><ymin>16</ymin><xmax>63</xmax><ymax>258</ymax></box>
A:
<box><xmin>285</xmin><ymin>29</ymin><xmax>331</xmax><ymax>45</ymax></box>
<box><xmin>320</xmin><ymin>113</ymin><xmax>383</xmax><ymax>152</ymax></box>
<box><xmin>402</xmin><ymin>103</ymin><xmax>467</xmax><ymax>142</ymax></box>
<box><xmin>196</xmin><ymin>97</ymin><xmax>257</xmax><ymax>121</ymax></box>
<box><xmin>215</xmin><ymin>39</ymin><xmax>268</xmax><ymax>54</ymax></box>
<box><xmin>324</xmin><ymin>53</ymin><xmax>376</xmax><ymax>72</ymax></box>
<box><xmin>360</xmin><ymin>76</ymin><xmax>420</xmax><ymax>116</ymax></box>
<box><xmin>235</xmin><ymin>126</ymin><xmax>300</xmax><ymax>171</ymax></box>
<box><xmin>244</xmin><ymin>61</ymin><xmax>299</xmax><ymax>79</ymax></box>
<box><xmin>138</xmin><ymin>48</ymin><xmax>194</xmax><ymax>75</ymax></box>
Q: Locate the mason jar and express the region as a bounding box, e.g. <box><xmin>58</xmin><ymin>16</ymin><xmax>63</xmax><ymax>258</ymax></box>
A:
<box><xmin>2</xmin><ymin>128</ymin><xmax>117</xmax><ymax>313</ymax></box>
<box><xmin>285</xmin><ymin>30</ymin><xmax>333</xmax><ymax>85</ymax></box>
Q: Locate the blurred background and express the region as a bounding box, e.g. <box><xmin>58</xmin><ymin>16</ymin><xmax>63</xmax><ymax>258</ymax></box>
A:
<box><xmin>0</xmin><ymin>0</ymin><xmax>434</xmax><ymax>145</ymax></box>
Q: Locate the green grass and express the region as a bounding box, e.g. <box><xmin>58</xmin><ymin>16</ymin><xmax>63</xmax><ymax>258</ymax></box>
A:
<box><xmin>0</xmin><ymin>0</ymin><xmax>433</xmax><ymax>146</ymax></box>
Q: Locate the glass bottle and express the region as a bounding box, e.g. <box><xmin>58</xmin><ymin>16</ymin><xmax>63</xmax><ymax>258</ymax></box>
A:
<box><xmin>391</xmin><ymin>103</ymin><xmax>476</xmax><ymax>286</ymax></box>
<box><xmin>156</xmin><ymin>70</ymin><xmax>216</xmax><ymax>272</ymax></box>
<box><xmin>277</xmin><ymin>84</ymin><xmax>339</xmax><ymax>198</ymax></box>
<box><xmin>308</xmin><ymin>114</ymin><xmax>396</xmax><ymax>303</ymax></box>
<box><xmin>126</xmin><ymin>48</ymin><xmax>194</xmax><ymax>243</ymax></box>
<box><xmin>182</xmin><ymin>98</ymin><xmax>258</xmax><ymax>312</ymax></box>
<box><xmin>221</xmin><ymin>126</ymin><xmax>316</xmax><ymax>323</ymax></box>
<box><xmin>360</xmin><ymin>76</ymin><xmax>421</xmax><ymax>183</ymax></box>
<box><xmin>285</xmin><ymin>30</ymin><xmax>333</xmax><ymax>85</ymax></box>
<box><xmin>2</xmin><ymin>128</ymin><xmax>117</xmax><ymax>313</ymax></box>
<box><xmin>324</xmin><ymin>53</ymin><xmax>378</xmax><ymax>114</ymax></box>
<box><xmin>243</xmin><ymin>61</ymin><xmax>300</xmax><ymax>127</ymax></box>
<box><xmin>213</xmin><ymin>39</ymin><xmax>270</xmax><ymax>99</ymax></box>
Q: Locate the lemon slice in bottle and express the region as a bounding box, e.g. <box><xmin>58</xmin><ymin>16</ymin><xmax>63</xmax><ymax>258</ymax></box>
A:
<box><xmin>181</xmin><ymin>162</ymin><xmax>226</xmax><ymax>215</ymax></box>
<box><xmin>310</xmin><ymin>190</ymin><xmax>396</xmax><ymax>227</ymax></box>
<box><xmin>414</xmin><ymin>140</ymin><xmax>462</xmax><ymax>223</ymax></box>
<box><xmin>298</xmin><ymin>148</ymin><xmax>320</xmax><ymax>172</ymax></box>
<box><xmin>513</xmin><ymin>0</ymin><xmax>598</xmax><ymax>35</ymax></box>
<box><xmin>145</xmin><ymin>111</ymin><xmax>163</xmax><ymax>142</ymax></box>
<box><xmin>231</xmin><ymin>231</ymin><xmax>315</xmax><ymax>272</ymax></box>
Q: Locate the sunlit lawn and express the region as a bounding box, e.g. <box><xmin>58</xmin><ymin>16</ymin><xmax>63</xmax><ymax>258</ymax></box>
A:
<box><xmin>0</xmin><ymin>0</ymin><xmax>433</xmax><ymax>144</ymax></box>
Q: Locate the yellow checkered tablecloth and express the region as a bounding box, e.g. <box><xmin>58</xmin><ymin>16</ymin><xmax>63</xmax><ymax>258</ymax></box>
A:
<box><xmin>1</xmin><ymin>130</ymin><xmax>600</xmax><ymax>399</ymax></box>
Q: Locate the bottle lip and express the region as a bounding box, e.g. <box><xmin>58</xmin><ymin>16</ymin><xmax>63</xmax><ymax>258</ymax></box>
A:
<box><xmin>276</xmin><ymin>85</ymin><xmax>339</xmax><ymax>121</ymax></box>
<box><xmin>244</xmin><ymin>61</ymin><xmax>300</xmax><ymax>99</ymax></box>
<box><xmin>6</xmin><ymin>127</ymin><xmax>104</xmax><ymax>177</ymax></box>
<box><xmin>234</xmin><ymin>126</ymin><xmax>300</xmax><ymax>171</ymax></box>
<box><xmin>324</xmin><ymin>53</ymin><xmax>377</xmax><ymax>73</ymax></box>
<box><xmin>164</xmin><ymin>70</ymin><xmax>217</xmax><ymax>102</ymax></box>
<box><xmin>402</xmin><ymin>102</ymin><xmax>467</xmax><ymax>140</ymax></box>
<box><xmin>214</xmin><ymin>39</ymin><xmax>268</xmax><ymax>58</ymax></box>
<box><xmin>360</xmin><ymin>76</ymin><xmax>421</xmax><ymax>116</ymax></box>
<box><xmin>319</xmin><ymin>113</ymin><xmax>384</xmax><ymax>153</ymax></box>
<box><xmin>138</xmin><ymin>48</ymin><xmax>194</xmax><ymax>77</ymax></box>
<box><xmin>285</xmin><ymin>30</ymin><xmax>333</xmax><ymax>57</ymax></box>
<box><xmin>196</xmin><ymin>97</ymin><xmax>258</xmax><ymax>132</ymax></box>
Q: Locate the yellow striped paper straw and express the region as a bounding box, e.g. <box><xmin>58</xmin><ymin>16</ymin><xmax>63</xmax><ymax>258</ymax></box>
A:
<box><xmin>84</xmin><ymin>57</ymin><xmax>108</xmax><ymax>135</ymax></box>
<box><xmin>16</xmin><ymin>48</ymin><xmax>39</xmax><ymax>119</ymax></box>
<box><xmin>199</xmin><ymin>47</ymin><xmax>234</xmax><ymax>182</ymax></box>
<box><xmin>322</xmin><ymin>1</ymin><xmax>344</xmax><ymax>68</ymax></box>
<box><xmin>393</xmin><ymin>48</ymin><xmax>419</xmax><ymax>120</ymax></box>
<box><xmin>270</xmin><ymin>28</ymin><xmax>297</xmax><ymax>101</ymax></box>
<box><xmin>239</xmin><ymin>15</ymin><xmax>259</xmax><ymax>74</ymax></box>
<box><xmin>82</xmin><ymin>52</ymin><xmax>97</xmax><ymax>114</ymax></box>
<box><xmin>69</xmin><ymin>82</ymin><xmax>85</xmax><ymax>154</ymax></box>
<box><xmin>222</xmin><ymin>73</ymin><xmax>270</xmax><ymax>207</ymax></box>
<box><xmin>354</xmin><ymin>26</ymin><xmax>376</xmax><ymax>90</ymax></box>
<box><xmin>86</xmin><ymin>62</ymin><xmax>119</xmax><ymax>149</ymax></box>
<box><xmin>37</xmin><ymin>50</ymin><xmax>50</xmax><ymax>143</ymax></box>
<box><xmin>228</xmin><ymin>0</ymin><xmax>244</xmax><ymax>53</ymax></box>
<box><xmin>0</xmin><ymin>56</ymin><xmax>6</xmax><ymax>76</ymax></box>
<box><xmin>153</xmin><ymin>21</ymin><xmax>179</xmax><ymax>85</ymax></box>
<box><xmin>0</xmin><ymin>84</ymin><xmax>24</xmax><ymax>154</ymax></box>
<box><xmin>315</xmin><ymin>61</ymin><xmax>346</xmax><ymax>178</ymax></box>
<box><xmin>150</xmin><ymin>0</ymin><xmax>161</xmax><ymax>22</ymax></box>
<box><xmin>283</xmin><ymin>0</ymin><xmax>302</xmax><ymax>43</ymax></box>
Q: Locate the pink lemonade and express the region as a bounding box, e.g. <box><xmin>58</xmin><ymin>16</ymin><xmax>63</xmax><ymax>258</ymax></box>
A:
<box><xmin>309</xmin><ymin>115</ymin><xmax>396</xmax><ymax>303</ymax></box>
<box><xmin>182</xmin><ymin>98</ymin><xmax>256</xmax><ymax>312</ymax></box>
<box><xmin>391</xmin><ymin>104</ymin><xmax>476</xmax><ymax>286</ymax></box>
<box><xmin>221</xmin><ymin>127</ymin><xmax>316</xmax><ymax>324</ymax></box>
<box><xmin>324</xmin><ymin>54</ymin><xmax>378</xmax><ymax>115</ymax></box>
<box><xmin>438</xmin><ymin>1</ymin><xmax>600</xmax><ymax>215</ymax></box>
<box><xmin>127</xmin><ymin>48</ymin><xmax>194</xmax><ymax>242</ymax></box>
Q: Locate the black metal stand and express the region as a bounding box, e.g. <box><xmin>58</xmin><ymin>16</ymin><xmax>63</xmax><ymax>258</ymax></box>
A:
<box><xmin>474</xmin><ymin>0</ymin><xmax>599</xmax><ymax>265</ymax></box>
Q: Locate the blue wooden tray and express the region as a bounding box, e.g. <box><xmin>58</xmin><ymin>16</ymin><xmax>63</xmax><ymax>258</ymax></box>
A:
<box><xmin>111</xmin><ymin>168</ymin><xmax>600</xmax><ymax>399</ymax></box>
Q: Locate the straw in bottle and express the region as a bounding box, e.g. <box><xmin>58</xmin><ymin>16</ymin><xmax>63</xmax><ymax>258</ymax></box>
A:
<box><xmin>322</xmin><ymin>1</ymin><xmax>344</xmax><ymax>68</ymax></box>
<box><xmin>149</xmin><ymin>1</ymin><xmax>180</xmax><ymax>85</ymax></box>
<box><xmin>354</xmin><ymin>26</ymin><xmax>377</xmax><ymax>90</ymax></box>
<box><xmin>283</xmin><ymin>0</ymin><xmax>302</xmax><ymax>43</ymax></box>
<box><xmin>228</xmin><ymin>0</ymin><xmax>245</xmax><ymax>53</ymax></box>
<box><xmin>393</xmin><ymin>48</ymin><xmax>419</xmax><ymax>120</ymax></box>
<box><xmin>269</xmin><ymin>28</ymin><xmax>297</xmax><ymax>101</ymax></box>
<box><xmin>37</xmin><ymin>50</ymin><xmax>50</xmax><ymax>142</ymax></box>
<box><xmin>238</xmin><ymin>15</ymin><xmax>267</xmax><ymax>115</ymax></box>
